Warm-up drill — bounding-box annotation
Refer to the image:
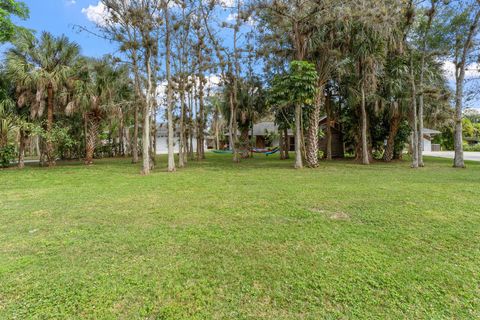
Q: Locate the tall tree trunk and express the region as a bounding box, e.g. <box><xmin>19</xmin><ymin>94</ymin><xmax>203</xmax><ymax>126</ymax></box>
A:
<box><xmin>325</xmin><ymin>94</ymin><xmax>332</xmax><ymax>160</ymax></box>
<box><xmin>453</xmin><ymin>75</ymin><xmax>465</xmax><ymax>168</ymax></box>
<box><xmin>215</xmin><ymin>114</ymin><xmax>220</xmax><ymax>150</ymax></box>
<box><xmin>229</xmin><ymin>91</ymin><xmax>239</xmax><ymax>162</ymax></box>
<box><xmin>18</xmin><ymin>130</ymin><xmax>26</xmax><ymax>169</ymax></box>
<box><xmin>294</xmin><ymin>103</ymin><xmax>303</xmax><ymax>169</ymax></box>
<box><xmin>284</xmin><ymin>127</ymin><xmax>290</xmax><ymax>159</ymax></box>
<box><xmin>279</xmin><ymin>129</ymin><xmax>285</xmax><ymax>160</ymax></box>
<box><xmin>239</xmin><ymin>126</ymin><xmax>250</xmax><ymax>159</ymax></box>
<box><xmin>417</xmin><ymin>1</ymin><xmax>436</xmax><ymax>168</ymax></box>
<box><xmin>85</xmin><ymin>113</ymin><xmax>99</xmax><ymax>165</ymax></box>
<box><xmin>119</xmin><ymin>116</ymin><xmax>124</xmax><ymax>157</ymax></box>
<box><xmin>46</xmin><ymin>83</ymin><xmax>55</xmax><ymax>167</ymax></box>
<box><xmin>151</xmin><ymin>113</ymin><xmax>157</xmax><ymax>166</ymax></box>
<box><xmin>384</xmin><ymin>112</ymin><xmax>401</xmax><ymax>162</ymax></box>
<box><xmin>418</xmin><ymin>94</ymin><xmax>424</xmax><ymax>166</ymax></box>
<box><xmin>164</xmin><ymin>8</ymin><xmax>177</xmax><ymax>172</ymax></box>
<box><xmin>198</xmin><ymin>77</ymin><xmax>206</xmax><ymax>160</ymax></box>
<box><xmin>305</xmin><ymin>88</ymin><xmax>322</xmax><ymax>167</ymax></box>
<box><xmin>179</xmin><ymin>88</ymin><xmax>186</xmax><ymax>168</ymax></box>
<box><xmin>132</xmin><ymin>104</ymin><xmax>139</xmax><ymax>163</ymax></box>
<box><xmin>0</xmin><ymin>128</ymin><xmax>6</xmax><ymax>148</ymax></box>
<box><xmin>360</xmin><ymin>84</ymin><xmax>369</xmax><ymax>165</ymax></box>
<box><xmin>410</xmin><ymin>59</ymin><xmax>419</xmax><ymax>169</ymax></box>
<box><xmin>142</xmin><ymin>52</ymin><xmax>153</xmax><ymax>175</ymax></box>
<box><xmin>187</xmin><ymin>89</ymin><xmax>194</xmax><ymax>160</ymax></box>
<box><xmin>34</xmin><ymin>135</ymin><xmax>40</xmax><ymax>158</ymax></box>
<box><xmin>453</xmin><ymin>9</ymin><xmax>480</xmax><ymax>167</ymax></box>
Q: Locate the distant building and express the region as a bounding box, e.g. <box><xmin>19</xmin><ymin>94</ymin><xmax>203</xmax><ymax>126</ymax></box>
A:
<box><xmin>421</xmin><ymin>128</ymin><xmax>441</xmax><ymax>152</ymax></box>
<box><xmin>251</xmin><ymin>118</ymin><xmax>344</xmax><ymax>157</ymax></box>
<box><xmin>155</xmin><ymin>123</ymin><xmax>207</xmax><ymax>155</ymax></box>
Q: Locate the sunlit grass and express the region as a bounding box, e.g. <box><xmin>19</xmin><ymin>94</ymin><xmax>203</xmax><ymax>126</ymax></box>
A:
<box><xmin>1</xmin><ymin>154</ymin><xmax>479</xmax><ymax>319</ymax></box>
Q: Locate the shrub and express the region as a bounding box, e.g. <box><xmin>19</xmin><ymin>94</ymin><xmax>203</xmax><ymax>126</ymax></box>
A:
<box><xmin>464</xmin><ymin>144</ymin><xmax>480</xmax><ymax>152</ymax></box>
<box><xmin>0</xmin><ymin>145</ymin><xmax>16</xmax><ymax>168</ymax></box>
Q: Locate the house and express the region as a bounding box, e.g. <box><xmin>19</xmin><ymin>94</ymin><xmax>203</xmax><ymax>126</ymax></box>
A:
<box><xmin>318</xmin><ymin>116</ymin><xmax>345</xmax><ymax>158</ymax></box>
<box><xmin>251</xmin><ymin>122</ymin><xmax>292</xmax><ymax>149</ymax></box>
<box><xmin>251</xmin><ymin>119</ymin><xmax>344</xmax><ymax>157</ymax></box>
<box><xmin>155</xmin><ymin>123</ymin><xmax>207</xmax><ymax>155</ymax></box>
<box><xmin>422</xmin><ymin>128</ymin><xmax>441</xmax><ymax>152</ymax></box>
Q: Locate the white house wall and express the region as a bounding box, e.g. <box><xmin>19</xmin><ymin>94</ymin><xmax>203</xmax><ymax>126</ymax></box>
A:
<box><xmin>156</xmin><ymin>137</ymin><xmax>207</xmax><ymax>155</ymax></box>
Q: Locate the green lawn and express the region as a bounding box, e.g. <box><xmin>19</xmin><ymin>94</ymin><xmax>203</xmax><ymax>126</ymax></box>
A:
<box><xmin>1</xmin><ymin>154</ymin><xmax>479</xmax><ymax>319</ymax></box>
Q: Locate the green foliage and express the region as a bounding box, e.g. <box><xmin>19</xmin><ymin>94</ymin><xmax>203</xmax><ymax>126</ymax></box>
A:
<box><xmin>268</xmin><ymin>60</ymin><xmax>318</xmax><ymax>108</ymax></box>
<box><xmin>394</xmin><ymin>121</ymin><xmax>412</xmax><ymax>158</ymax></box>
<box><xmin>434</xmin><ymin>128</ymin><xmax>454</xmax><ymax>151</ymax></box>
<box><xmin>264</xmin><ymin>129</ymin><xmax>278</xmax><ymax>147</ymax></box>
<box><xmin>463</xmin><ymin>118</ymin><xmax>475</xmax><ymax>138</ymax></box>
<box><xmin>0</xmin><ymin>0</ymin><xmax>29</xmax><ymax>43</ymax></box>
<box><xmin>45</xmin><ymin>126</ymin><xmax>74</xmax><ymax>149</ymax></box>
<box><xmin>0</xmin><ymin>144</ymin><xmax>15</xmax><ymax>167</ymax></box>
<box><xmin>464</xmin><ymin>144</ymin><xmax>480</xmax><ymax>152</ymax></box>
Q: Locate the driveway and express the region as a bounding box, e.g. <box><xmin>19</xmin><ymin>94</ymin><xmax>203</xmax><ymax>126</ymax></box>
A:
<box><xmin>424</xmin><ymin>151</ymin><xmax>480</xmax><ymax>162</ymax></box>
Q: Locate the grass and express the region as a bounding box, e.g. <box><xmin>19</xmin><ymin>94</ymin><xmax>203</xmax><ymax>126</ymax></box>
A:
<box><xmin>1</xmin><ymin>154</ymin><xmax>480</xmax><ymax>319</ymax></box>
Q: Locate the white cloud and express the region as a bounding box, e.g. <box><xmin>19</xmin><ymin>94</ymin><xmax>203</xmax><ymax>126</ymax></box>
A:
<box><xmin>81</xmin><ymin>1</ymin><xmax>109</xmax><ymax>27</ymax></box>
<box><xmin>226</xmin><ymin>13</ymin><xmax>237</xmax><ymax>22</ymax></box>
<box><xmin>226</xmin><ymin>12</ymin><xmax>256</xmax><ymax>26</ymax></box>
<box><xmin>155</xmin><ymin>74</ymin><xmax>222</xmax><ymax>107</ymax></box>
<box><xmin>442</xmin><ymin>61</ymin><xmax>480</xmax><ymax>81</ymax></box>
<box><xmin>66</xmin><ymin>0</ymin><xmax>76</xmax><ymax>5</ymax></box>
<box><xmin>220</xmin><ymin>0</ymin><xmax>235</xmax><ymax>8</ymax></box>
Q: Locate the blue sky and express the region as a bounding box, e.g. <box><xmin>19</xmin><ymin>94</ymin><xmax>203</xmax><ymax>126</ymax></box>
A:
<box><xmin>14</xmin><ymin>0</ymin><xmax>115</xmax><ymax>57</ymax></box>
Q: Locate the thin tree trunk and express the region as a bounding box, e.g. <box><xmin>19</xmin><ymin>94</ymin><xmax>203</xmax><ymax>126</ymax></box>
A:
<box><xmin>215</xmin><ymin>114</ymin><xmax>220</xmax><ymax>150</ymax></box>
<box><xmin>294</xmin><ymin>103</ymin><xmax>303</xmax><ymax>169</ymax></box>
<box><xmin>18</xmin><ymin>130</ymin><xmax>26</xmax><ymax>169</ymax></box>
<box><xmin>35</xmin><ymin>135</ymin><xmax>40</xmax><ymax>158</ymax></box>
<box><xmin>284</xmin><ymin>127</ymin><xmax>290</xmax><ymax>159</ymax></box>
<box><xmin>151</xmin><ymin>113</ymin><xmax>157</xmax><ymax>166</ymax></box>
<box><xmin>229</xmin><ymin>91</ymin><xmax>239</xmax><ymax>162</ymax></box>
<box><xmin>325</xmin><ymin>94</ymin><xmax>332</xmax><ymax>160</ymax></box>
<box><xmin>410</xmin><ymin>58</ymin><xmax>419</xmax><ymax>169</ymax></box>
<box><xmin>198</xmin><ymin>77</ymin><xmax>206</xmax><ymax>160</ymax></box>
<box><xmin>453</xmin><ymin>74</ymin><xmax>465</xmax><ymax>168</ymax></box>
<box><xmin>46</xmin><ymin>83</ymin><xmax>55</xmax><ymax>167</ymax></box>
<box><xmin>187</xmin><ymin>89</ymin><xmax>194</xmax><ymax>160</ymax></box>
<box><xmin>279</xmin><ymin>129</ymin><xmax>285</xmax><ymax>160</ymax></box>
<box><xmin>418</xmin><ymin>94</ymin><xmax>424</xmax><ymax>166</ymax></box>
<box><xmin>179</xmin><ymin>88</ymin><xmax>186</xmax><ymax>168</ymax></box>
<box><xmin>360</xmin><ymin>84</ymin><xmax>369</xmax><ymax>165</ymax></box>
<box><xmin>132</xmin><ymin>104</ymin><xmax>139</xmax><ymax>163</ymax></box>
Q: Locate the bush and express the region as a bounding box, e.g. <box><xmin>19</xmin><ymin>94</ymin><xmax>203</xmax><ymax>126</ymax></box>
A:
<box><xmin>0</xmin><ymin>145</ymin><xmax>16</xmax><ymax>168</ymax></box>
<box><xmin>464</xmin><ymin>144</ymin><xmax>480</xmax><ymax>152</ymax></box>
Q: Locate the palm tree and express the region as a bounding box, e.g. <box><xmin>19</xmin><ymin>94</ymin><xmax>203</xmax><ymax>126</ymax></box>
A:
<box><xmin>68</xmin><ymin>57</ymin><xmax>130</xmax><ymax>165</ymax></box>
<box><xmin>6</xmin><ymin>31</ymin><xmax>80</xmax><ymax>166</ymax></box>
<box><xmin>0</xmin><ymin>74</ymin><xmax>15</xmax><ymax>149</ymax></box>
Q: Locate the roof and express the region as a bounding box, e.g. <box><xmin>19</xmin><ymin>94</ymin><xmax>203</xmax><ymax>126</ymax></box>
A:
<box><xmin>252</xmin><ymin>122</ymin><xmax>278</xmax><ymax>136</ymax></box>
<box><xmin>422</xmin><ymin>128</ymin><xmax>441</xmax><ymax>135</ymax></box>
<box><xmin>252</xmin><ymin>122</ymin><xmax>293</xmax><ymax>136</ymax></box>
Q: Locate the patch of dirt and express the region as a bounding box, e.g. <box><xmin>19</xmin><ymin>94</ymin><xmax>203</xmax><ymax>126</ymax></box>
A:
<box><xmin>309</xmin><ymin>207</ymin><xmax>350</xmax><ymax>221</ymax></box>
<box><xmin>329</xmin><ymin>212</ymin><xmax>350</xmax><ymax>221</ymax></box>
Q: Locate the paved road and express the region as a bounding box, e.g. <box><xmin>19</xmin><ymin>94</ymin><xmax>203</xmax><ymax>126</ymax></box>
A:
<box><xmin>424</xmin><ymin>151</ymin><xmax>480</xmax><ymax>162</ymax></box>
